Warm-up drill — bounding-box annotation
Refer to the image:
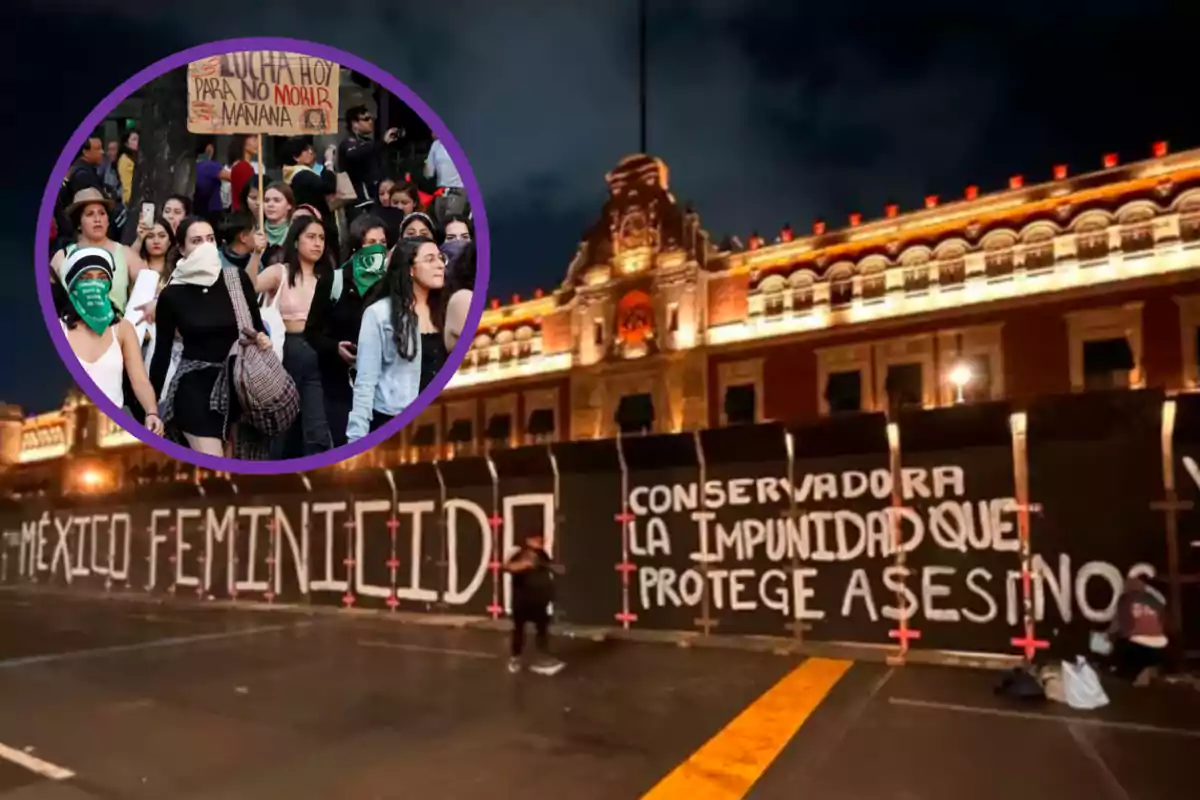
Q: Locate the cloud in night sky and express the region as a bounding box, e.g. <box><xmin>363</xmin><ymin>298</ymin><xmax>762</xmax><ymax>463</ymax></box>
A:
<box><xmin>2</xmin><ymin>0</ymin><xmax>1198</xmax><ymax>410</ymax></box>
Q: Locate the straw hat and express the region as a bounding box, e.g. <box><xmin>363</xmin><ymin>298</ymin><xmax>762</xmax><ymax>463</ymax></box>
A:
<box><xmin>65</xmin><ymin>187</ymin><xmax>115</xmax><ymax>218</ymax></box>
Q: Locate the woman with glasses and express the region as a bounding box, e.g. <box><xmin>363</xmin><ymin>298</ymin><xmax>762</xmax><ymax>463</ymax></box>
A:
<box><xmin>347</xmin><ymin>237</ymin><xmax>445</xmax><ymax>441</ymax></box>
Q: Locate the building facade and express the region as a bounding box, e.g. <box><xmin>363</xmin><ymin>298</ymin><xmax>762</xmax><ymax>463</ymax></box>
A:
<box><xmin>7</xmin><ymin>145</ymin><xmax>1200</xmax><ymax>495</ymax></box>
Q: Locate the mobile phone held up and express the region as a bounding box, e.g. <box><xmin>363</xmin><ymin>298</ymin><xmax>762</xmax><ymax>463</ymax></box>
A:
<box><xmin>140</xmin><ymin>203</ymin><xmax>155</xmax><ymax>228</ymax></box>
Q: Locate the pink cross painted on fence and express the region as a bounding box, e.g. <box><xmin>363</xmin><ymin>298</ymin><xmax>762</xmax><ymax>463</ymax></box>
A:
<box><xmin>888</xmin><ymin>627</ymin><xmax>922</xmax><ymax>648</ymax></box>
<box><xmin>615</xmin><ymin>611</ymin><xmax>638</xmax><ymax>625</ymax></box>
<box><xmin>342</xmin><ymin>593</ymin><xmax>356</xmax><ymax>607</ymax></box>
<box><xmin>386</xmin><ymin>595</ymin><xmax>400</xmax><ymax>609</ymax></box>
<box><xmin>1011</xmin><ymin>633</ymin><xmax>1049</xmax><ymax>660</ymax></box>
<box><xmin>614</xmin><ymin>510</ymin><xmax>635</xmax><ymax>526</ymax></box>
<box><xmin>386</xmin><ymin>558</ymin><xmax>400</xmax><ymax>570</ymax></box>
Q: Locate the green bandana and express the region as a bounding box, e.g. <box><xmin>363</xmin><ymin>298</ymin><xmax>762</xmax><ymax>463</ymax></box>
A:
<box><xmin>264</xmin><ymin>219</ymin><xmax>290</xmax><ymax>247</ymax></box>
<box><xmin>350</xmin><ymin>243</ymin><xmax>388</xmax><ymax>297</ymax></box>
<box><xmin>70</xmin><ymin>277</ymin><xmax>115</xmax><ymax>336</ymax></box>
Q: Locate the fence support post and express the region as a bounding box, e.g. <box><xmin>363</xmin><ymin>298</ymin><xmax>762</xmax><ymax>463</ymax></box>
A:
<box><xmin>1008</xmin><ymin>411</ymin><xmax>1048</xmax><ymax>661</ymax></box>
<box><xmin>614</xmin><ymin>434</ymin><xmax>637</xmax><ymax>630</ymax></box>
<box><xmin>886</xmin><ymin>422</ymin><xmax>920</xmax><ymax>665</ymax></box>
<box><xmin>1153</xmin><ymin>400</ymin><xmax>1188</xmax><ymax>642</ymax></box>
<box><xmin>432</xmin><ymin>460</ymin><xmax>449</xmax><ymax>612</ymax></box>
<box><xmin>383</xmin><ymin>468</ymin><xmax>401</xmax><ymax>612</ymax></box>
<box><xmin>782</xmin><ymin>430</ymin><xmax>807</xmax><ymax>644</ymax></box>
<box><xmin>484</xmin><ymin>453</ymin><xmax>504</xmax><ymax>619</ymax></box>
<box><xmin>693</xmin><ymin>430</ymin><xmax>716</xmax><ymax>637</ymax></box>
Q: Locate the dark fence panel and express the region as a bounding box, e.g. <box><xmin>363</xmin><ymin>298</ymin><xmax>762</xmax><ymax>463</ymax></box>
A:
<box><xmin>1</xmin><ymin>396</ymin><xmax>1193</xmax><ymax>657</ymax></box>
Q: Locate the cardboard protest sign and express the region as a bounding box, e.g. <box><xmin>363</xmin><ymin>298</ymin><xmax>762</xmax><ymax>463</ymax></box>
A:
<box><xmin>187</xmin><ymin>50</ymin><xmax>340</xmax><ymax>136</ymax></box>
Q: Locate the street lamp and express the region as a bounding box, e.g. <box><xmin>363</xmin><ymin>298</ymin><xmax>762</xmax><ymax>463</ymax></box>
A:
<box><xmin>79</xmin><ymin>469</ymin><xmax>103</xmax><ymax>490</ymax></box>
<box><xmin>948</xmin><ymin>361</ymin><xmax>974</xmax><ymax>404</ymax></box>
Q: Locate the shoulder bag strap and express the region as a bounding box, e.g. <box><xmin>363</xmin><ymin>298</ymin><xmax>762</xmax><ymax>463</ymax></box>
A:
<box><xmin>222</xmin><ymin>268</ymin><xmax>254</xmax><ymax>335</ymax></box>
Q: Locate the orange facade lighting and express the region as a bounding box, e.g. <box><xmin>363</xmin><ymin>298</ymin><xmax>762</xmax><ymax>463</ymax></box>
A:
<box><xmin>1103</xmin><ymin>152</ymin><xmax>1119</xmax><ymax>169</ymax></box>
<box><xmin>813</xmin><ymin>219</ymin><xmax>826</xmax><ymax>236</ymax></box>
<box><xmin>849</xmin><ymin>212</ymin><xmax>862</xmax><ymax>227</ymax></box>
<box><xmin>964</xmin><ymin>185</ymin><xmax>979</xmax><ymax>200</ymax></box>
<box><xmin>1154</xmin><ymin>140</ymin><xmax>1169</xmax><ymax>158</ymax></box>
<box><xmin>1053</xmin><ymin>164</ymin><xmax>1069</xmax><ymax>180</ymax></box>
<box><xmin>1009</xmin><ymin>175</ymin><xmax>1025</xmax><ymax>190</ymax></box>
<box><xmin>924</xmin><ymin>195</ymin><xmax>939</xmax><ymax>209</ymax></box>
<box><xmin>885</xmin><ymin>203</ymin><xmax>899</xmax><ymax>219</ymax></box>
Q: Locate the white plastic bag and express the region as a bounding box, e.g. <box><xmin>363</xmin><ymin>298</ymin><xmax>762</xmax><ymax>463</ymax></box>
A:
<box><xmin>258</xmin><ymin>290</ymin><xmax>286</xmax><ymax>363</ymax></box>
<box><xmin>1089</xmin><ymin>631</ymin><xmax>1113</xmax><ymax>657</ymax></box>
<box><xmin>1062</xmin><ymin>656</ymin><xmax>1110</xmax><ymax>710</ymax></box>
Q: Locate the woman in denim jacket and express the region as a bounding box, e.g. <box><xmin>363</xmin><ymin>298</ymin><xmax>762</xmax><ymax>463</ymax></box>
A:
<box><xmin>347</xmin><ymin>237</ymin><xmax>446</xmax><ymax>440</ymax></box>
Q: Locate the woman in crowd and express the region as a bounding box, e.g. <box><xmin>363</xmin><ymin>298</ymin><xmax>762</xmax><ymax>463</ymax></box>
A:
<box><xmin>441</xmin><ymin>240</ymin><xmax>476</xmax><ymax>352</ymax></box>
<box><xmin>117</xmin><ymin>129</ymin><xmax>138</xmax><ymax>206</ymax></box>
<box><xmin>261</xmin><ymin>182</ymin><xmax>296</xmax><ymax>266</ymax></box>
<box><xmin>378</xmin><ymin>178</ymin><xmax>396</xmax><ymax>209</ymax></box>
<box><xmin>50</xmin><ymin>188</ymin><xmax>147</xmax><ymax>314</ymax></box>
<box><xmin>255</xmin><ymin>216</ymin><xmax>334</xmax><ymax>456</ymax></box>
<box><xmin>306</xmin><ymin>214</ymin><xmax>390</xmax><ymax>447</ymax></box>
<box><xmin>399</xmin><ymin>211</ymin><xmax>439</xmax><ymax>242</ymax></box>
<box><xmin>55</xmin><ymin>246</ymin><xmax>163</xmax><ymax>435</ymax></box>
<box><xmin>149</xmin><ymin>215</ymin><xmax>271</xmax><ymax>457</ymax></box>
<box><xmin>217</xmin><ymin>212</ymin><xmax>267</xmax><ymax>273</ymax></box>
<box><xmin>162</xmin><ymin>195</ymin><xmax>191</xmax><ymax>233</ymax></box>
<box><xmin>347</xmin><ymin>237</ymin><xmax>445</xmax><ymax>440</ymax></box>
<box><xmin>228</xmin><ymin>135</ymin><xmax>259</xmax><ymax>213</ymax></box>
<box><xmin>136</xmin><ymin>217</ymin><xmax>175</xmax><ymax>277</ymax></box>
<box><xmin>377</xmin><ymin>181</ymin><xmax>423</xmax><ymax>241</ymax></box>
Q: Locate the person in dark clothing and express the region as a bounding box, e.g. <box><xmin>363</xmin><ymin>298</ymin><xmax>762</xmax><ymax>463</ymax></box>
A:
<box><xmin>149</xmin><ymin>215</ymin><xmax>271</xmax><ymax>457</ymax></box>
<box><xmin>304</xmin><ymin>214</ymin><xmax>390</xmax><ymax>447</ymax></box>
<box><xmin>217</xmin><ymin>211</ymin><xmax>267</xmax><ymax>273</ymax></box>
<box><xmin>337</xmin><ymin>105</ymin><xmax>400</xmax><ymax>222</ymax></box>
<box><xmin>284</xmin><ymin>137</ymin><xmax>340</xmax><ymax>260</ymax></box>
<box><xmin>56</xmin><ymin>134</ymin><xmax>122</xmax><ymax>244</ymax></box>
<box><xmin>193</xmin><ymin>136</ymin><xmax>231</xmax><ymax>221</ymax></box>
<box><xmin>504</xmin><ymin>532</ymin><xmax>566</xmax><ymax>675</ymax></box>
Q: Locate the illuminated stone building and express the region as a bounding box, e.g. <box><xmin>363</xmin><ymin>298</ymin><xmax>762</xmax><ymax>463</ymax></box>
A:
<box><xmin>6</xmin><ymin>143</ymin><xmax>1200</xmax><ymax>494</ymax></box>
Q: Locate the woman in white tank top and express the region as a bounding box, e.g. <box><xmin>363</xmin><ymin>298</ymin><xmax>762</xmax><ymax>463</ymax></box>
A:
<box><xmin>54</xmin><ymin>246</ymin><xmax>164</xmax><ymax>436</ymax></box>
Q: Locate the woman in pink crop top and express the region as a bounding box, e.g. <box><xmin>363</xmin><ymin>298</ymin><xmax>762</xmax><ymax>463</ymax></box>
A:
<box><xmin>255</xmin><ymin>216</ymin><xmax>335</xmax><ymax>457</ymax></box>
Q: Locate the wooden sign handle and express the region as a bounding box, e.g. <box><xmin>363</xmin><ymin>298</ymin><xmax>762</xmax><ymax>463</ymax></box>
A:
<box><xmin>256</xmin><ymin>134</ymin><xmax>265</xmax><ymax>232</ymax></box>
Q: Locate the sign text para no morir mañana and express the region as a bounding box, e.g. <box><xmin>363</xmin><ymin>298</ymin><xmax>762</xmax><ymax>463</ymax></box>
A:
<box><xmin>187</xmin><ymin>51</ymin><xmax>340</xmax><ymax>137</ymax></box>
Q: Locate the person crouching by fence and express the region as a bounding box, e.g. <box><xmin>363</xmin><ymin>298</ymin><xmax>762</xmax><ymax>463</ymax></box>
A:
<box><xmin>1106</xmin><ymin>576</ymin><xmax>1169</xmax><ymax>687</ymax></box>
<box><xmin>504</xmin><ymin>532</ymin><xmax>566</xmax><ymax>676</ymax></box>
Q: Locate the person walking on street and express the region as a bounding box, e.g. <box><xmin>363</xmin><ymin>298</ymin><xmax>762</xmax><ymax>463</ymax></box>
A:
<box><xmin>505</xmin><ymin>532</ymin><xmax>566</xmax><ymax>676</ymax></box>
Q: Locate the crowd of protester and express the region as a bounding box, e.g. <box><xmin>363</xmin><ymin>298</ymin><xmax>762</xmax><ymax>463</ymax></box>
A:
<box><xmin>46</xmin><ymin>104</ymin><xmax>476</xmax><ymax>461</ymax></box>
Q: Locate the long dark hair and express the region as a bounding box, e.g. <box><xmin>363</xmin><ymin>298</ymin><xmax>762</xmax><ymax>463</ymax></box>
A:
<box><xmin>165</xmin><ymin>215</ymin><xmax>214</xmax><ymax>278</ymax></box>
<box><xmin>227</xmin><ymin>134</ymin><xmax>250</xmax><ymax>167</ymax></box>
<box><xmin>370</xmin><ymin>237</ymin><xmax>443</xmax><ymax>362</ymax></box>
<box><xmin>119</xmin><ymin>128</ymin><xmax>138</xmax><ymax>160</ymax></box>
<box><xmin>347</xmin><ymin>214</ymin><xmax>388</xmax><ymax>256</ymax></box>
<box><xmin>439</xmin><ymin>241</ymin><xmax>475</xmax><ymax>339</ymax></box>
<box><xmin>138</xmin><ymin>216</ymin><xmax>176</xmax><ymax>264</ymax></box>
<box><xmin>281</xmin><ymin>216</ymin><xmax>333</xmax><ymax>287</ymax></box>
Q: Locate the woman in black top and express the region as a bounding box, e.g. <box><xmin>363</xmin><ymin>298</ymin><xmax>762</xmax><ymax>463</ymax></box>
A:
<box><xmin>305</xmin><ymin>214</ymin><xmax>390</xmax><ymax>447</ymax></box>
<box><xmin>149</xmin><ymin>216</ymin><xmax>271</xmax><ymax>457</ymax></box>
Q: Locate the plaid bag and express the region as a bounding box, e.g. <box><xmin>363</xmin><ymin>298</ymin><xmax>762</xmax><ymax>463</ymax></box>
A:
<box><xmin>218</xmin><ymin>268</ymin><xmax>299</xmax><ymax>437</ymax></box>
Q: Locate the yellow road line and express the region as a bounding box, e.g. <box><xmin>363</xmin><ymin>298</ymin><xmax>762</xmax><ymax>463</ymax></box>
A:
<box><xmin>641</xmin><ymin>657</ymin><xmax>853</xmax><ymax>800</ymax></box>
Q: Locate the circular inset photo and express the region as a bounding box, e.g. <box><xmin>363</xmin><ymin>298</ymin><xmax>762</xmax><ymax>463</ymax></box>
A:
<box><xmin>36</xmin><ymin>38</ymin><xmax>489</xmax><ymax>475</ymax></box>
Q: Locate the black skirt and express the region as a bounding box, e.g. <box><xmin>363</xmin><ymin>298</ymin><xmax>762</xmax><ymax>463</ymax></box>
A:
<box><xmin>172</xmin><ymin>367</ymin><xmax>230</xmax><ymax>439</ymax></box>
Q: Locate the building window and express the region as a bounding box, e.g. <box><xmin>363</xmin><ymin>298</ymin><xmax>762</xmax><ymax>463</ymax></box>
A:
<box><xmin>1022</xmin><ymin>242</ymin><xmax>1055</xmax><ymax>273</ymax></box>
<box><xmin>829</xmin><ymin>277</ymin><xmax>854</xmax><ymax>308</ymax></box>
<box><xmin>1077</xmin><ymin>230</ymin><xmax>1110</xmax><ymax>261</ymax></box>
<box><xmin>939</xmin><ymin>259</ymin><xmax>965</xmax><ymax>288</ymax></box>
<box><xmin>825</xmin><ymin>371</ymin><xmax>863</xmax><ymax>414</ymax></box>
<box><xmin>723</xmin><ymin>384</ymin><xmax>756</xmax><ymax>426</ymax></box>
<box><xmin>1176</xmin><ymin>296</ymin><xmax>1200</xmax><ymax>391</ymax></box>
<box><xmin>527</xmin><ymin>408</ymin><xmax>556</xmax><ymax>443</ymax></box>
<box><xmin>885</xmin><ymin>363</ymin><xmax>924</xmax><ymax>414</ymax></box>
<box><xmin>905</xmin><ymin>267</ymin><xmax>930</xmax><ymax>294</ymax></box>
<box><xmin>615</xmin><ymin>393</ymin><xmax>655</xmax><ymax>434</ymax></box>
<box><xmin>764</xmin><ymin>291</ymin><xmax>785</xmax><ymax>317</ymax></box>
<box><xmin>1121</xmin><ymin>225</ymin><xmax>1154</xmax><ymax>254</ymax></box>
<box><xmin>1067</xmin><ymin>305</ymin><xmax>1143</xmax><ymax>393</ymax></box>
<box><xmin>447</xmin><ymin>419</ymin><xmax>474</xmax><ymax>455</ymax></box>
<box><xmin>410</xmin><ymin>423</ymin><xmax>437</xmax><ymax>458</ymax></box>
<box><xmin>985</xmin><ymin>249</ymin><xmax>1014</xmax><ymax>281</ymax></box>
<box><xmin>668</xmin><ymin>303</ymin><xmax>679</xmax><ymax>333</ymax></box>
<box><xmin>593</xmin><ymin>320</ymin><xmax>605</xmax><ymax>346</ymax></box>
<box><xmin>485</xmin><ymin>414</ymin><xmax>512</xmax><ymax>448</ymax></box>
<box><xmin>1082</xmin><ymin>338</ymin><xmax>1135</xmax><ymax>390</ymax></box>
<box><xmin>861</xmin><ymin>271</ymin><xmax>886</xmax><ymax>301</ymax></box>
<box><xmin>1181</xmin><ymin>214</ymin><xmax>1200</xmax><ymax>243</ymax></box>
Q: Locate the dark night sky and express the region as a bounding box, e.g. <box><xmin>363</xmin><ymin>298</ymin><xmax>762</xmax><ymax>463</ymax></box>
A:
<box><xmin>3</xmin><ymin>0</ymin><xmax>1199</xmax><ymax>411</ymax></box>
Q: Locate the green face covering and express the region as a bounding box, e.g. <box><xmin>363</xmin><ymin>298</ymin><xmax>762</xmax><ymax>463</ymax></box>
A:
<box><xmin>351</xmin><ymin>243</ymin><xmax>388</xmax><ymax>297</ymax></box>
<box><xmin>264</xmin><ymin>218</ymin><xmax>290</xmax><ymax>247</ymax></box>
<box><xmin>70</xmin><ymin>277</ymin><xmax>115</xmax><ymax>335</ymax></box>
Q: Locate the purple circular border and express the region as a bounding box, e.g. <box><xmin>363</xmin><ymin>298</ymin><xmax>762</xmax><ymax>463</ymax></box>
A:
<box><xmin>35</xmin><ymin>37</ymin><xmax>490</xmax><ymax>476</ymax></box>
